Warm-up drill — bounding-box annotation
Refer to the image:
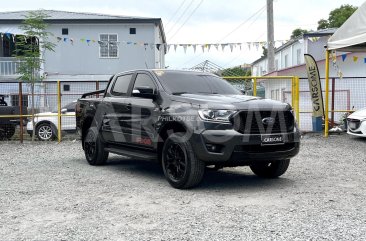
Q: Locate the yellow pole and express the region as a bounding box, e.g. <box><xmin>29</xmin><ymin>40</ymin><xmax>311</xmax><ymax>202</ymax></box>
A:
<box><xmin>295</xmin><ymin>76</ymin><xmax>300</xmax><ymax>126</ymax></box>
<box><xmin>57</xmin><ymin>81</ymin><xmax>62</xmax><ymax>143</ymax></box>
<box><xmin>325</xmin><ymin>50</ymin><xmax>330</xmax><ymax>137</ymax></box>
<box><xmin>253</xmin><ymin>77</ymin><xmax>257</xmax><ymax>96</ymax></box>
<box><xmin>292</xmin><ymin>77</ymin><xmax>294</xmax><ymax>109</ymax></box>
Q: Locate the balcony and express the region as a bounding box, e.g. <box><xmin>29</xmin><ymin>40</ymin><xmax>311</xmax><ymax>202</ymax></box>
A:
<box><xmin>0</xmin><ymin>57</ymin><xmax>21</xmax><ymax>79</ymax></box>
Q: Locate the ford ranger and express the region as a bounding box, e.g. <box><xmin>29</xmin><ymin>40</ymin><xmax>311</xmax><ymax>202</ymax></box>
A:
<box><xmin>76</xmin><ymin>70</ymin><xmax>300</xmax><ymax>189</ymax></box>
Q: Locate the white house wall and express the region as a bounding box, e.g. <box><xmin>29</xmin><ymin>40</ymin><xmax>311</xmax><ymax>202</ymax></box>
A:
<box><xmin>307</xmin><ymin>37</ymin><xmax>328</xmax><ymax>61</ymax></box>
<box><xmin>44</xmin><ymin>23</ymin><xmax>160</xmax><ymax>78</ymax></box>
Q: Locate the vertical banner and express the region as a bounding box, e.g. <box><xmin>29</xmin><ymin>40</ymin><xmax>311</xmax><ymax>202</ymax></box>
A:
<box><xmin>304</xmin><ymin>54</ymin><xmax>324</xmax><ymax>117</ymax></box>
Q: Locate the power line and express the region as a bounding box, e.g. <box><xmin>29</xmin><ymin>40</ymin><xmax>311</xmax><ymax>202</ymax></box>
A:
<box><xmin>218</xmin><ymin>4</ymin><xmax>266</xmax><ymax>43</ymax></box>
<box><xmin>222</xmin><ymin>11</ymin><xmax>266</xmax><ymax>68</ymax></box>
<box><xmin>169</xmin><ymin>0</ymin><xmax>204</xmax><ymax>41</ymax></box>
<box><xmin>181</xmin><ymin>4</ymin><xmax>266</xmax><ymax>67</ymax></box>
<box><xmin>167</xmin><ymin>0</ymin><xmax>195</xmax><ymax>34</ymax></box>
<box><xmin>166</xmin><ymin>0</ymin><xmax>187</xmax><ymax>28</ymax></box>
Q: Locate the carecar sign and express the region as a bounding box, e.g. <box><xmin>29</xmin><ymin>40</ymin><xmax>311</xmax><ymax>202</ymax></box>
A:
<box><xmin>261</xmin><ymin>134</ymin><xmax>284</xmax><ymax>145</ymax></box>
<box><xmin>304</xmin><ymin>54</ymin><xmax>325</xmax><ymax>117</ymax></box>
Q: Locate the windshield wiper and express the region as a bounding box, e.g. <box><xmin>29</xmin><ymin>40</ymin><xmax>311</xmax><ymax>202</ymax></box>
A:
<box><xmin>172</xmin><ymin>92</ymin><xmax>188</xmax><ymax>95</ymax></box>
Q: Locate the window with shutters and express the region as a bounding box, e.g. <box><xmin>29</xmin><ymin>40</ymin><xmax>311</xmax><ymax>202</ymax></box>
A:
<box><xmin>99</xmin><ymin>34</ymin><xmax>118</xmax><ymax>58</ymax></box>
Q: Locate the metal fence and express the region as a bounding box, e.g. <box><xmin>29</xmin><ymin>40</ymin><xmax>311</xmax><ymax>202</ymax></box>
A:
<box><xmin>224</xmin><ymin>76</ymin><xmax>366</xmax><ymax>134</ymax></box>
<box><xmin>0</xmin><ymin>80</ymin><xmax>108</xmax><ymax>142</ymax></box>
<box><xmin>1</xmin><ymin>76</ymin><xmax>365</xmax><ymax>142</ymax></box>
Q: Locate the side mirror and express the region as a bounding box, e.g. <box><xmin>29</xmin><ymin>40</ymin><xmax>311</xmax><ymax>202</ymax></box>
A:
<box><xmin>61</xmin><ymin>108</ymin><xmax>67</xmax><ymax>114</ymax></box>
<box><xmin>132</xmin><ymin>87</ymin><xmax>158</xmax><ymax>99</ymax></box>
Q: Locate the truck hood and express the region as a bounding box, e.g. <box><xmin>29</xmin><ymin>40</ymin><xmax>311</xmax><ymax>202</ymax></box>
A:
<box><xmin>170</xmin><ymin>94</ymin><xmax>290</xmax><ymax>111</ymax></box>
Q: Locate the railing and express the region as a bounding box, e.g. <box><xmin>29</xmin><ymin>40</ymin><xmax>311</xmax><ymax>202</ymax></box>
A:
<box><xmin>0</xmin><ymin>57</ymin><xmax>21</xmax><ymax>76</ymax></box>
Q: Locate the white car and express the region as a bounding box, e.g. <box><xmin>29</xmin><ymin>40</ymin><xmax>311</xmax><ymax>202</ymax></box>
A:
<box><xmin>27</xmin><ymin>101</ymin><xmax>76</xmax><ymax>141</ymax></box>
<box><xmin>347</xmin><ymin>108</ymin><xmax>366</xmax><ymax>137</ymax></box>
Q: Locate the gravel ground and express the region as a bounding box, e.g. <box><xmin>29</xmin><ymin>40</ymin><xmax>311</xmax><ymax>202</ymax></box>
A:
<box><xmin>0</xmin><ymin>133</ymin><xmax>365</xmax><ymax>241</ymax></box>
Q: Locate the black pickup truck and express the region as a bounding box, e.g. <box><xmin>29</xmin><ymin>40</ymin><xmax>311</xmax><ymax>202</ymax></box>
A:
<box><xmin>0</xmin><ymin>95</ymin><xmax>27</xmax><ymax>140</ymax></box>
<box><xmin>76</xmin><ymin>70</ymin><xmax>300</xmax><ymax>189</ymax></box>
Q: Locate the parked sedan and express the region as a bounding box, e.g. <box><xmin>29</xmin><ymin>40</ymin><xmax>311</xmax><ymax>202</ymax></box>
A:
<box><xmin>347</xmin><ymin>108</ymin><xmax>366</xmax><ymax>137</ymax></box>
<box><xmin>27</xmin><ymin>101</ymin><xmax>76</xmax><ymax>141</ymax></box>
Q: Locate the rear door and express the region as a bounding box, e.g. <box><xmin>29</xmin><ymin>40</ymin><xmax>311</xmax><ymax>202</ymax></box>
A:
<box><xmin>101</xmin><ymin>73</ymin><xmax>135</xmax><ymax>144</ymax></box>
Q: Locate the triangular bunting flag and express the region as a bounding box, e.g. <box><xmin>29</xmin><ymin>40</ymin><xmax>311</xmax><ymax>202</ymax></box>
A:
<box><xmin>254</xmin><ymin>42</ymin><xmax>259</xmax><ymax>51</ymax></box>
<box><xmin>201</xmin><ymin>45</ymin><xmax>205</xmax><ymax>53</ymax></box>
<box><xmin>214</xmin><ymin>44</ymin><xmax>219</xmax><ymax>50</ymax></box>
<box><xmin>183</xmin><ymin>44</ymin><xmax>187</xmax><ymax>53</ymax></box>
<box><xmin>341</xmin><ymin>54</ymin><xmax>347</xmax><ymax>62</ymax></box>
<box><xmin>192</xmin><ymin>45</ymin><xmax>196</xmax><ymax>53</ymax></box>
<box><xmin>353</xmin><ymin>56</ymin><xmax>358</xmax><ymax>62</ymax></box>
<box><xmin>221</xmin><ymin>44</ymin><xmax>227</xmax><ymax>51</ymax></box>
<box><xmin>156</xmin><ymin>44</ymin><xmax>161</xmax><ymax>50</ymax></box>
<box><xmin>174</xmin><ymin>44</ymin><xmax>178</xmax><ymax>52</ymax></box>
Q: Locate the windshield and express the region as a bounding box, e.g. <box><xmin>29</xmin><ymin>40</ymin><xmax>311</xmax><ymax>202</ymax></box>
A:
<box><xmin>154</xmin><ymin>71</ymin><xmax>241</xmax><ymax>95</ymax></box>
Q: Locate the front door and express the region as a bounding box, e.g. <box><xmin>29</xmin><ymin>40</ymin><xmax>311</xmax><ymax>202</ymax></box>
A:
<box><xmin>125</xmin><ymin>72</ymin><xmax>160</xmax><ymax>149</ymax></box>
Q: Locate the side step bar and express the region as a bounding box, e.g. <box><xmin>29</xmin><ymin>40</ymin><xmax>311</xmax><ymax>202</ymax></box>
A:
<box><xmin>105</xmin><ymin>147</ymin><xmax>157</xmax><ymax>161</ymax></box>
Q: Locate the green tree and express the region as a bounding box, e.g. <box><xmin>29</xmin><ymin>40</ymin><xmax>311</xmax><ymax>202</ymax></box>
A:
<box><xmin>290</xmin><ymin>28</ymin><xmax>309</xmax><ymax>39</ymax></box>
<box><xmin>317</xmin><ymin>4</ymin><xmax>357</xmax><ymax>30</ymax></box>
<box><xmin>14</xmin><ymin>10</ymin><xmax>56</xmax><ymax>142</ymax></box>
<box><xmin>317</xmin><ymin>19</ymin><xmax>329</xmax><ymax>30</ymax></box>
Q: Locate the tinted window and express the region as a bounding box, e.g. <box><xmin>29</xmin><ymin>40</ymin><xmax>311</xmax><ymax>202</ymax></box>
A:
<box><xmin>112</xmin><ymin>74</ymin><xmax>133</xmax><ymax>96</ymax></box>
<box><xmin>154</xmin><ymin>71</ymin><xmax>241</xmax><ymax>95</ymax></box>
<box><xmin>64</xmin><ymin>102</ymin><xmax>76</xmax><ymax>112</ymax></box>
<box><xmin>133</xmin><ymin>74</ymin><xmax>156</xmax><ymax>92</ymax></box>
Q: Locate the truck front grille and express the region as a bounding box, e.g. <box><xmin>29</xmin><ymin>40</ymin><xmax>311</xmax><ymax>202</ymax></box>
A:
<box><xmin>233</xmin><ymin>110</ymin><xmax>294</xmax><ymax>134</ymax></box>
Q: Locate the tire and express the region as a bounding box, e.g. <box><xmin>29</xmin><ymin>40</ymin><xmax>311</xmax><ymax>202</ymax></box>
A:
<box><xmin>36</xmin><ymin>123</ymin><xmax>56</xmax><ymax>141</ymax></box>
<box><xmin>162</xmin><ymin>132</ymin><xmax>205</xmax><ymax>189</ymax></box>
<box><xmin>250</xmin><ymin>159</ymin><xmax>290</xmax><ymax>178</ymax></box>
<box><xmin>84</xmin><ymin>127</ymin><xmax>109</xmax><ymax>166</ymax></box>
<box><xmin>0</xmin><ymin>124</ymin><xmax>15</xmax><ymax>140</ymax></box>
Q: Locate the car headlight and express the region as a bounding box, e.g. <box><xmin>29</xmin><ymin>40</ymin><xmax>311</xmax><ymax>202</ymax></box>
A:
<box><xmin>198</xmin><ymin>109</ymin><xmax>237</xmax><ymax>122</ymax></box>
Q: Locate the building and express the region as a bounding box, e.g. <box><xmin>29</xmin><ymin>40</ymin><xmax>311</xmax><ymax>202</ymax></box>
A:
<box><xmin>251</xmin><ymin>29</ymin><xmax>366</xmax><ymax>131</ymax></box>
<box><xmin>0</xmin><ymin>10</ymin><xmax>166</xmax><ymax>110</ymax></box>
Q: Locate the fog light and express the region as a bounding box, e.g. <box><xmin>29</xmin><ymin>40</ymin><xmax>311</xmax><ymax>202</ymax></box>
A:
<box><xmin>205</xmin><ymin>143</ymin><xmax>222</xmax><ymax>153</ymax></box>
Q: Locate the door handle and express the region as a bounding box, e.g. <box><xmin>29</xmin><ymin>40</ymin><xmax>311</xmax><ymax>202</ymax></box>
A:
<box><xmin>126</xmin><ymin>103</ymin><xmax>132</xmax><ymax>110</ymax></box>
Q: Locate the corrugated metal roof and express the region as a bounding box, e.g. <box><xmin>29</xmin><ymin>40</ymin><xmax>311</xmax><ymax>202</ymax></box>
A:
<box><xmin>0</xmin><ymin>10</ymin><xmax>148</xmax><ymax>20</ymax></box>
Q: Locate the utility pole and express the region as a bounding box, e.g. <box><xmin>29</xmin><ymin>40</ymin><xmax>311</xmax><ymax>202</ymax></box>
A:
<box><xmin>267</xmin><ymin>0</ymin><xmax>275</xmax><ymax>73</ymax></box>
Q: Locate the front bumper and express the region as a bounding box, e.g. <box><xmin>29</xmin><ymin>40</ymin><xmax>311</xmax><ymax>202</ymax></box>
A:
<box><xmin>190</xmin><ymin>129</ymin><xmax>300</xmax><ymax>165</ymax></box>
<box><xmin>347</xmin><ymin>119</ymin><xmax>366</xmax><ymax>137</ymax></box>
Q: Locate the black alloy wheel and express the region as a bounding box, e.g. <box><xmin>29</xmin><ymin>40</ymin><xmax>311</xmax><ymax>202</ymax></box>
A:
<box><xmin>84</xmin><ymin>127</ymin><xmax>108</xmax><ymax>165</ymax></box>
<box><xmin>164</xmin><ymin>142</ymin><xmax>188</xmax><ymax>182</ymax></box>
<box><xmin>162</xmin><ymin>132</ymin><xmax>205</xmax><ymax>189</ymax></box>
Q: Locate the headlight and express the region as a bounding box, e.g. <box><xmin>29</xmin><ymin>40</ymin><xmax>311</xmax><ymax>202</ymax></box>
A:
<box><xmin>198</xmin><ymin>109</ymin><xmax>237</xmax><ymax>122</ymax></box>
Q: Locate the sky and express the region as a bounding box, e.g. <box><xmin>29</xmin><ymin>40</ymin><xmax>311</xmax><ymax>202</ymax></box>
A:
<box><xmin>1</xmin><ymin>0</ymin><xmax>365</xmax><ymax>69</ymax></box>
